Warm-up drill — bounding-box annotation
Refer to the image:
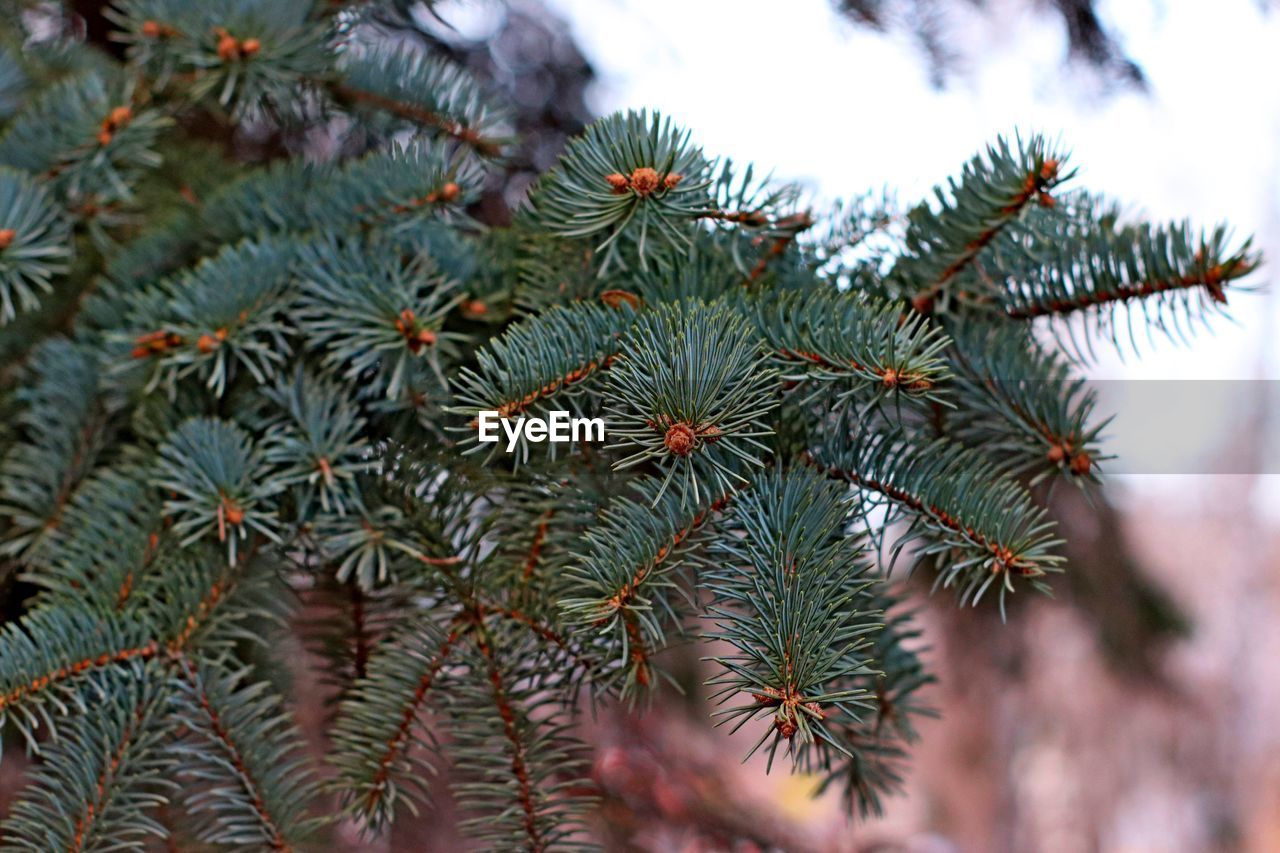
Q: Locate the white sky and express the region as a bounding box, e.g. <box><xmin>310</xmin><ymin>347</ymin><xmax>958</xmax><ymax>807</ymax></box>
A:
<box><xmin>457</xmin><ymin>0</ymin><xmax>1280</xmax><ymax>513</ymax></box>
<box><xmin>543</xmin><ymin>0</ymin><xmax>1280</xmax><ymax>373</ymax></box>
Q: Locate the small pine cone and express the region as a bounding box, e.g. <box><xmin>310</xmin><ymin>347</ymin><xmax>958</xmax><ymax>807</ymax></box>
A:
<box><xmin>439</xmin><ymin>182</ymin><xmax>460</xmax><ymax>202</ymax></box>
<box><xmin>239</xmin><ymin>37</ymin><xmax>260</xmax><ymax>57</ymax></box>
<box><xmin>196</xmin><ymin>333</ymin><xmax>220</xmax><ymax>353</ymax></box>
<box><xmin>775</xmin><ymin>716</ymin><xmax>798</xmax><ymax>739</ymax></box>
<box><xmin>141</xmin><ymin>20</ymin><xmax>162</xmax><ymax>38</ymax></box>
<box><xmin>663</xmin><ymin>172</ymin><xmax>683</xmax><ymax>189</ymax></box>
<box><xmin>663</xmin><ymin>422</ymin><xmax>697</xmax><ymax>456</ymax></box>
<box><xmin>629</xmin><ymin>167</ymin><xmax>660</xmax><ymax>197</ymax></box>
<box><xmin>109</xmin><ymin>106</ymin><xmax>133</xmax><ymax>127</ymax></box>
<box><xmin>604</xmin><ymin>173</ymin><xmax>630</xmax><ymax>194</ymax></box>
<box><xmin>1070</xmin><ymin>451</ymin><xmax>1091</xmax><ymax>476</ymax></box>
<box><xmin>1047</xmin><ymin>444</ymin><xmax>1067</xmax><ymax>464</ymax></box>
<box><xmin>0</xmin><ymin>228</ymin><xmax>15</xmax><ymax>249</ymax></box>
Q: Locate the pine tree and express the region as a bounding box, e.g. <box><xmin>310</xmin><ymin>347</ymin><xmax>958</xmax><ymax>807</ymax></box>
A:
<box><xmin>0</xmin><ymin>2</ymin><xmax>1259</xmax><ymax>849</ymax></box>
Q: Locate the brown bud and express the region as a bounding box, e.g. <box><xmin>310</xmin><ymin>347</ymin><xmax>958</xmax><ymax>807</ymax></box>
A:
<box><xmin>604</xmin><ymin>173</ymin><xmax>629</xmax><ymax>194</ymax></box>
<box><xmin>239</xmin><ymin>37</ymin><xmax>260</xmax><ymax>57</ymax></box>
<box><xmin>775</xmin><ymin>717</ymin><xmax>798</xmax><ymax>739</ymax></box>
<box><xmin>439</xmin><ymin>181</ymin><xmax>460</xmax><ymax>202</ymax></box>
<box><xmin>1047</xmin><ymin>444</ymin><xmax>1066</xmax><ymax>464</ymax></box>
<box><xmin>881</xmin><ymin>368</ymin><xmax>899</xmax><ymax>390</ymax></box>
<box><xmin>1070</xmin><ymin>452</ymin><xmax>1091</xmax><ymax>476</ymax></box>
<box><xmin>109</xmin><ymin>106</ymin><xmax>133</xmax><ymax>127</ymax></box>
<box><xmin>97</xmin><ymin>129</ymin><xmax>114</xmax><ymax>146</ymax></box>
<box><xmin>0</xmin><ymin>228</ymin><xmax>15</xmax><ymax>250</ymax></box>
<box><xmin>600</xmin><ymin>289</ymin><xmax>641</xmax><ymax>311</ymax></box>
<box><xmin>629</xmin><ymin>167</ymin><xmax>660</xmax><ymax>197</ymax></box>
<box><xmin>663</xmin><ymin>172</ymin><xmax>683</xmax><ymax>189</ymax></box>
<box><xmin>224</xmin><ymin>503</ymin><xmax>245</xmax><ymax>526</ymax></box>
<box><xmin>911</xmin><ymin>294</ymin><xmax>934</xmax><ymax>315</ymax></box>
<box><xmin>663</xmin><ymin>422</ymin><xmax>696</xmax><ymax>457</ymax></box>
<box><xmin>395</xmin><ymin>308</ymin><xmax>416</xmax><ymax>336</ymax></box>
<box><xmin>196</xmin><ymin>333</ymin><xmax>220</xmax><ymax>353</ymax></box>
<box><xmin>463</xmin><ymin>299</ymin><xmax>488</xmax><ymax>316</ymax></box>
<box><xmin>1040</xmin><ymin>158</ymin><xmax>1059</xmax><ymax>181</ymax></box>
<box><xmin>217</xmin><ymin>34</ymin><xmax>239</xmax><ymax>61</ymax></box>
<box><xmin>141</xmin><ymin>20</ymin><xmax>162</xmax><ymax>38</ymax></box>
<box><xmin>412</xmin><ymin>328</ymin><xmax>437</xmax><ymax>351</ymax></box>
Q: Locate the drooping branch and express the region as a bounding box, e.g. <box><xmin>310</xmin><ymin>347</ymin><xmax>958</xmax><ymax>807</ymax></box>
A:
<box><xmin>174</xmin><ymin>656</ymin><xmax>292</xmax><ymax>852</ymax></box>
<box><xmin>361</xmin><ymin>626</ymin><xmax>463</xmax><ymax>814</ymax></box>
<box><xmin>473</xmin><ymin>630</ymin><xmax>545</xmax><ymax>852</ymax></box>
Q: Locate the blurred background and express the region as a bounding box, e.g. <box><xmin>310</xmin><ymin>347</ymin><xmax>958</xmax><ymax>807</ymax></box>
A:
<box><xmin>5</xmin><ymin>1</ymin><xmax>1276</xmax><ymax>850</ymax></box>
<box><xmin>386</xmin><ymin>1</ymin><xmax>1280</xmax><ymax>850</ymax></box>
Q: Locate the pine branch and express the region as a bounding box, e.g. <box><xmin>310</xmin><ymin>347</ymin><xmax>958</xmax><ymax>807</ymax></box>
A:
<box><xmin>0</xmin><ymin>668</ymin><xmax>175</xmax><ymax>851</ymax></box>
<box><xmin>561</xmin><ymin>478</ymin><xmax>729</xmax><ymax>699</ymax></box>
<box><xmin>604</xmin><ymin>300</ymin><xmax>779</xmax><ymax>506</ymax></box>
<box><xmin>991</xmin><ymin>194</ymin><xmax>1259</xmax><ymax>356</ymax></box>
<box><xmin>331</xmin><ymin>43</ymin><xmax>504</xmax><ymax>156</ymax></box>
<box><xmin>943</xmin><ymin>319</ymin><xmax>1106</xmax><ymax>482</ymax></box>
<box><xmin>803</xmin><ymin>589</ymin><xmax>935</xmax><ymax>817</ymax></box>
<box><xmin>170</xmin><ymin>657</ymin><xmax>320</xmax><ymax>851</ymax></box>
<box><xmin>703</xmin><ymin>469</ymin><xmax>879</xmax><ymax>769</ymax></box>
<box><xmin>0</xmin><ymin>69</ymin><xmax>170</xmax><ymax>206</ymax></box>
<box><xmin>751</xmin><ymin>285</ymin><xmax>952</xmax><ymax>401</ymax></box>
<box><xmin>295</xmin><ymin>234</ymin><xmax>461</xmax><ymax>403</ymax></box>
<box><xmin>259</xmin><ymin>368</ymin><xmax>372</xmax><ymax>518</ymax></box>
<box><xmin>0</xmin><ymin>607</ymin><xmax>159</xmax><ymax>751</ymax></box>
<box><xmin>451</xmin><ymin>624</ymin><xmax>596</xmax><ymax>851</ymax></box>
<box><xmin>0</xmin><ymin>166</ymin><xmax>72</xmax><ymax>324</ymax></box>
<box><xmin>528</xmin><ymin>109</ymin><xmax>713</xmax><ymax>272</ymax></box>
<box><xmin>152</xmin><ymin>418</ymin><xmax>283</xmax><ymax>565</ymax></box>
<box><xmin>202</xmin><ymin>142</ymin><xmax>476</xmax><ymax>244</ymax></box>
<box><xmin>891</xmin><ymin>134</ymin><xmax>1070</xmax><ymax>313</ymax></box>
<box><xmin>0</xmin><ymin>543</ymin><xmax>272</xmax><ymax>750</ymax></box>
<box><xmin>108</xmin><ymin>0</ymin><xmax>330</xmax><ymax>117</ymax></box>
<box><xmin>330</xmin><ymin>613</ymin><xmax>463</xmax><ymax>829</ymax></box>
<box><xmin>20</xmin><ymin>465</ymin><xmax>161</xmax><ymax>609</ymax></box>
<box><xmin>122</xmin><ymin>238</ymin><xmax>295</xmax><ymax>398</ymax></box>
<box><xmin>806</xmin><ymin>426</ymin><xmax>1063</xmax><ymax>613</ymax></box>
<box><xmin>0</xmin><ymin>9</ymin><xmax>1261</xmax><ymax>835</ymax></box>
<box><xmin>451</xmin><ymin>300</ymin><xmax>635</xmax><ymax>451</ymax></box>
<box><xmin>0</xmin><ymin>339</ymin><xmax>106</xmax><ymax>558</ymax></box>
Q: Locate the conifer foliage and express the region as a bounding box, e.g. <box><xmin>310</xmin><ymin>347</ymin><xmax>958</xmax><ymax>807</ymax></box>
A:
<box><xmin>0</xmin><ymin>1</ymin><xmax>1259</xmax><ymax>848</ymax></box>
